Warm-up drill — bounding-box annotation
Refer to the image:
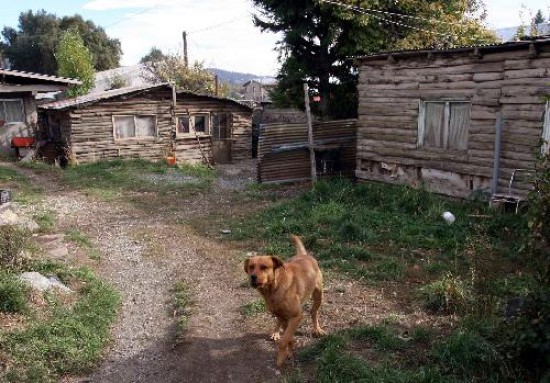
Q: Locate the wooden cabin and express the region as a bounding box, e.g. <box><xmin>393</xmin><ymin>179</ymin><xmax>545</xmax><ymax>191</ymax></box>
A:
<box><xmin>38</xmin><ymin>84</ymin><xmax>253</xmax><ymax>165</ymax></box>
<box><xmin>354</xmin><ymin>36</ymin><xmax>550</xmax><ymax>199</ymax></box>
<box><xmin>0</xmin><ymin>69</ymin><xmax>80</xmax><ymax>156</ymax></box>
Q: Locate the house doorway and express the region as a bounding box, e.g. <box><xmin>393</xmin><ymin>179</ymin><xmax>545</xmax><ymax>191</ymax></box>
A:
<box><xmin>212</xmin><ymin>113</ymin><xmax>232</xmax><ymax>164</ymax></box>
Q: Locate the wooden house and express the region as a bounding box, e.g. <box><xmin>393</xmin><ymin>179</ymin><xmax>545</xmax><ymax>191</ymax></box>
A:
<box><xmin>0</xmin><ymin>68</ymin><xmax>80</xmax><ymax>155</ymax></box>
<box><xmin>38</xmin><ymin>84</ymin><xmax>253</xmax><ymax>164</ymax></box>
<box><xmin>354</xmin><ymin>36</ymin><xmax>550</xmax><ymax>199</ymax></box>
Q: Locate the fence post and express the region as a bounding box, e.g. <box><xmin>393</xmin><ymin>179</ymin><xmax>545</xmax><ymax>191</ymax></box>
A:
<box><xmin>303</xmin><ymin>83</ymin><xmax>317</xmax><ymax>184</ymax></box>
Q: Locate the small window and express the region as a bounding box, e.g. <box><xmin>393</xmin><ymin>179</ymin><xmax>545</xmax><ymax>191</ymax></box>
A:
<box><xmin>542</xmin><ymin>101</ymin><xmax>550</xmax><ymax>155</ymax></box>
<box><xmin>176</xmin><ymin>113</ymin><xmax>210</xmax><ymax>136</ymax></box>
<box><xmin>0</xmin><ymin>99</ymin><xmax>24</xmax><ymax>123</ymax></box>
<box><xmin>177</xmin><ymin>115</ymin><xmax>190</xmax><ymax>135</ymax></box>
<box><xmin>211</xmin><ymin>113</ymin><xmax>230</xmax><ymax>140</ymax></box>
<box><xmin>113</xmin><ymin>115</ymin><xmax>156</xmax><ymax>139</ymax></box>
<box><xmin>418</xmin><ymin>101</ymin><xmax>470</xmax><ymax>150</ymax></box>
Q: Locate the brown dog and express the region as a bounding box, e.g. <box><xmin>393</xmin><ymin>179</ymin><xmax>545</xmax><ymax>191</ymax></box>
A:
<box><xmin>244</xmin><ymin>234</ymin><xmax>325</xmax><ymax>367</ymax></box>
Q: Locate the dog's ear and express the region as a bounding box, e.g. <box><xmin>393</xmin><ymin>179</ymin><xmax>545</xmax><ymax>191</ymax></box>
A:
<box><xmin>244</xmin><ymin>258</ymin><xmax>250</xmax><ymax>274</ymax></box>
<box><xmin>271</xmin><ymin>256</ymin><xmax>284</xmax><ymax>269</ymax></box>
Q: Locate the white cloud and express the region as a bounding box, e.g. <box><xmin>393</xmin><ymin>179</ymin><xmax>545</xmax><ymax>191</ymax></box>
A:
<box><xmin>95</xmin><ymin>0</ymin><xmax>280</xmax><ymax>75</ymax></box>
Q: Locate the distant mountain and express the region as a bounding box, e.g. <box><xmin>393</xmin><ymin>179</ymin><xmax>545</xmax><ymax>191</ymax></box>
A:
<box><xmin>495</xmin><ymin>23</ymin><xmax>550</xmax><ymax>42</ymax></box>
<box><xmin>208</xmin><ymin>68</ymin><xmax>275</xmax><ymax>86</ymax></box>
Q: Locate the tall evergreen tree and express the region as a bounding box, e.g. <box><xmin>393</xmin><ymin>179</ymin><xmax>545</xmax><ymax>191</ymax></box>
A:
<box><xmin>252</xmin><ymin>0</ymin><xmax>497</xmax><ymax>119</ymax></box>
<box><xmin>1</xmin><ymin>10</ymin><xmax>121</xmax><ymax>74</ymax></box>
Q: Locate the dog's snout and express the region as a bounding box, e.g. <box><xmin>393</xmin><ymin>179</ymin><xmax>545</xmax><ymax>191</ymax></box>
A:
<box><xmin>250</xmin><ymin>274</ymin><xmax>257</xmax><ymax>282</ymax></box>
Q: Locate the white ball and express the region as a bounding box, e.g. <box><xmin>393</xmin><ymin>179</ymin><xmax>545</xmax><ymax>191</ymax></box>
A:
<box><xmin>442</xmin><ymin>211</ymin><xmax>455</xmax><ymax>224</ymax></box>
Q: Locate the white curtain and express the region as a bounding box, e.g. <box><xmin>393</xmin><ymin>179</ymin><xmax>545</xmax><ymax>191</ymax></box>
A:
<box><xmin>448</xmin><ymin>103</ymin><xmax>470</xmax><ymax>150</ymax></box>
<box><xmin>114</xmin><ymin>116</ymin><xmax>135</xmax><ymax>138</ymax></box>
<box><xmin>424</xmin><ymin>102</ymin><xmax>446</xmax><ymax>148</ymax></box>
<box><xmin>135</xmin><ymin>116</ymin><xmax>155</xmax><ymax>137</ymax></box>
<box><xmin>3</xmin><ymin>100</ymin><xmax>24</xmax><ymax>122</ymax></box>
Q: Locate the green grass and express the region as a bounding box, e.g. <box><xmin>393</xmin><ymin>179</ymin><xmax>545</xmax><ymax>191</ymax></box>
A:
<box><xmin>0</xmin><ymin>166</ymin><xmax>43</xmax><ymax>204</ymax></box>
<box><xmin>239</xmin><ymin>299</ymin><xmax>266</xmax><ymax>316</ymax></box>
<box><xmin>0</xmin><ymin>270</ymin><xmax>30</xmax><ymax>314</ymax></box>
<box><xmin>0</xmin><ymin>262</ymin><xmax>120</xmax><ymax>382</ymax></box>
<box><xmin>65</xmin><ymin>229</ymin><xmax>102</xmax><ymax>260</ymax></box>
<box><xmin>33</xmin><ymin>210</ymin><xmax>56</xmax><ymax>233</ymax></box>
<box><xmin>232</xmin><ymin>178</ymin><xmax>528</xmax><ymax>285</ymax></box>
<box><xmin>173</xmin><ymin>281</ymin><xmax>192</xmax><ymax>337</ymax></box>
<box><xmin>60</xmin><ymin>159</ymin><xmax>215</xmax><ymax>198</ymax></box>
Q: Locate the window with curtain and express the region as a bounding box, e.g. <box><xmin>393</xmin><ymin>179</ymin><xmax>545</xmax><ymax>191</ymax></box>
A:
<box><xmin>0</xmin><ymin>99</ymin><xmax>24</xmax><ymax>123</ymax></box>
<box><xmin>113</xmin><ymin>115</ymin><xmax>156</xmax><ymax>139</ymax></box>
<box><xmin>542</xmin><ymin>101</ymin><xmax>550</xmax><ymax>155</ymax></box>
<box><xmin>418</xmin><ymin>101</ymin><xmax>470</xmax><ymax>150</ymax></box>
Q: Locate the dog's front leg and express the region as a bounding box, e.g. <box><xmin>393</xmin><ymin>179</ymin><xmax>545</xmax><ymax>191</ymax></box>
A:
<box><xmin>276</xmin><ymin>314</ymin><xmax>302</xmax><ymax>367</ymax></box>
<box><xmin>270</xmin><ymin>318</ymin><xmax>283</xmax><ymax>341</ymax></box>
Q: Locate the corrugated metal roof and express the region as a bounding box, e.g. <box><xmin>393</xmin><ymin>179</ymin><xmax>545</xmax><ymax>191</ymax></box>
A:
<box><xmin>352</xmin><ymin>35</ymin><xmax>550</xmax><ymax>62</ymax></box>
<box><xmin>0</xmin><ymin>68</ymin><xmax>81</xmax><ymax>85</ymax></box>
<box><xmin>39</xmin><ymin>83</ymin><xmax>253</xmax><ymax>111</ymax></box>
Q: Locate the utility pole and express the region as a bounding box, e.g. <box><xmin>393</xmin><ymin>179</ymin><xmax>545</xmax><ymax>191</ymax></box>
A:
<box><xmin>304</xmin><ymin>82</ymin><xmax>317</xmax><ymax>185</ymax></box>
<box><xmin>182</xmin><ymin>31</ymin><xmax>188</xmax><ymax>68</ymax></box>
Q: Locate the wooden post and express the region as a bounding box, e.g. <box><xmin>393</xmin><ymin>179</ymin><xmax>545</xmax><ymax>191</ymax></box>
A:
<box><xmin>303</xmin><ymin>82</ymin><xmax>317</xmax><ymax>184</ymax></box>
<box><xmin>491</xmin><ymin>111</ymin><xmax>503</xmax><ymax>196</ymax></box>
<box><xmin>182</xmin><ymin>31</ymin><xmax>188</xmax><ymax>68</ymax></box>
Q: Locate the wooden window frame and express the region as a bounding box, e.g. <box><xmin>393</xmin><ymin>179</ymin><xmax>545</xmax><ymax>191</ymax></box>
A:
<box><xmin>176</xmin><ymin>113</ymin><xmax>211</xmax><ymax>137</ymax></box>
<box><xmin>542</xmin><ymin>100</ymin><xmax>550</xmax><ymax>155</ymax></box>
<box><xmin>0</xmin><ymin>99</ymin><xmax>25</xmax><ymax>123</ymax></box>
<box><xmin>211</xmin><ymin>112</ymin><xmax>232</xmax><ymax>140</ymax></box>
<box><xmin>418</xmin><ymin>100</ymin><xmax>471</xmax><ymax>151</ymax></box>
<box><xmin>112</xmin><ymin>114</ymin><xmax>157</xmax><ymax>141</ymax></box>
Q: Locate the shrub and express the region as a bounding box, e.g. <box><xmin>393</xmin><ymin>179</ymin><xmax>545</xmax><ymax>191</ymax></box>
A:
<box><xmin>419</xmin><ymin>272</ymin><xmax>472</xmax><ymax>314</ymax></box>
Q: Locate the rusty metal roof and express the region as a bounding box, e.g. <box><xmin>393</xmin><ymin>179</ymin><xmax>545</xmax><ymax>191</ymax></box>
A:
<box><xmin>0</xmin><ymin>68</ymin><xmax>81</xmax><ymax>85</ymax></box>
<box><xmin>352</xmin><ymin>35</ymin><xmax>550</xmax><ymax>62</ymax></box>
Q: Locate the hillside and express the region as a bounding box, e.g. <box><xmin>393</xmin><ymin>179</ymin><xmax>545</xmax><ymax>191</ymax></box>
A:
<box><xmin>208</xmin><ymin>67</ymin><xmax>275</xmax><ymax>86</ymax></box>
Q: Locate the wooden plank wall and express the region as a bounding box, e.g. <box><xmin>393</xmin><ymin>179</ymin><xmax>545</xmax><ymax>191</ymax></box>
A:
<box><xmin>67</xmin><ymin>91</ymin><xmax>173</xmax><ymax>164</ymax></box>
<box><xmin>258</xmin><ymin>119</ymin><xmax>356</xmax><ymax>183</ymax></box>
<box><xmin>356</xmin><ymin>45</ymin><xmax>550</xmax><ymax>198</ymax></box>
<box><xmin>174</xmin><ymin>94</ymin><xmax>252</xmax><ymax>162</ymax></box>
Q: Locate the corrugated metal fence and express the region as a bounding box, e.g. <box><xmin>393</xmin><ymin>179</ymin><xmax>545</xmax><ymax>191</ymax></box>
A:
<box><xmin>258</xmin><ymin>119</ymin><xmax>357</xmax><ymax>183</ymax></box>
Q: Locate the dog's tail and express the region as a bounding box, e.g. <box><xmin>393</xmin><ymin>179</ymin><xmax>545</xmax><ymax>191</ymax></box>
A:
<box><xmin>290</xmin><ymin>234</ymin><xmax>308</xmax><ymax>256</ymax></box>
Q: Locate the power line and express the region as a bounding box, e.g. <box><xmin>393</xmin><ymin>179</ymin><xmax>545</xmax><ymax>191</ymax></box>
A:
<box><xmin>319</xmin><ymin>0</ymin><xmax>470</xmax><ymax>33</ymax></box>
<box><xmin>188</xmin><ymin>15</ymin><xmax>250</xmax><ymax>34</ymax></box>
<box><xmin>104</xmin><ymin>6</ymin><xmax>159</xmax><ymax>29</ymax></box>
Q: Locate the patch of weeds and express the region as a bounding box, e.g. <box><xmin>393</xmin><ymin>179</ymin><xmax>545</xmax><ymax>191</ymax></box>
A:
<box><xmin>33</xmin><ymin>210</ymin><xmax>55</xmax><ymax>233</ymax></box>
<box><xmin>0</xmin><ymin>263</ymin><xmax>120</xmax><ymax>382</ymax></box>
<box><xmin>174</xmin><ymin>281</ymin><xmax>192</xmax><ymax>336</ymax></box>
<box><xmin>0</xmin><ymin>270</ymin><xmax>29</xmax><ymax>314</ymax></box>
<box><xmin>65</xmin><ymin>229</ymin><xmax>101</xmax><ymax>260</ymax></box>
<box><xmin>419</xmin><ymin>272</ymin><xmax>473</xmax><ymax>315</ymax></box>
<box><xmin>61</xmin><ymin>159</ymin><xmax>216</xmax><ymax>199</ymax></box>
<box><xmin>347</xmin><ymin>325</ymin><xmax>408</xmax><ymax>351</ymax></box>
<box><xmin>370</xmin><ymin>258</ymin><xmax>406</xmax><ymax>281</ymax></box>
<box><xmin>0</xmin><ymin>166</ymin><xmax>43</xmax><ymax>205</ymax></box>
<box><xmin>0</xmin><ymin>224</ymin><xmax>30</xmax><ymax>270</ymax></box>
<box><xmin>239</xmin><ymin>299</ymin><xmax>265</xmax><ymax>316</ymax></box>
<box><xmin>432</xmin><ymin>328</ymin><xmax>504</xmax><ymax>381</ymax></box>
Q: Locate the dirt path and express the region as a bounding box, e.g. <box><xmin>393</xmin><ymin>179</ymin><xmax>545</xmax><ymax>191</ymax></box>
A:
<box><xmin>9</xmin><ymin>161</ymin><xmax>414</xmax><ymax>383</ymax></box>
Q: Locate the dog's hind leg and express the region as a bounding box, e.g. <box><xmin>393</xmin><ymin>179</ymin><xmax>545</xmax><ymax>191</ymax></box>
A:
<box><xmin>311</xmin><ymin>286</ymin><xmax>326</xmax><ymax>337</ymax></box>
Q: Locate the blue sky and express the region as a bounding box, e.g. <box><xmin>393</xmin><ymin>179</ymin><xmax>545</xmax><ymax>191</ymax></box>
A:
<box><xmin>0</xmin><ymin>0</ymin><xmax>548</xmax><ymax>76</ymax></box>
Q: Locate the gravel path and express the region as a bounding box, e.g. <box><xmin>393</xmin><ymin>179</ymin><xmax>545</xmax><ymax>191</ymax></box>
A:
<box><xmin>8</xmin><ymin>160</ymin><xmax>412</xmax><ymax>383</ymax></box>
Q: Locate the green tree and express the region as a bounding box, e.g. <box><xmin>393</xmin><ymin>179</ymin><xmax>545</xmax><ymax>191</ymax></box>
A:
<box><xmin>1</xmin><ymin>10</ymin><xmax>121</xmax><ymax>74</ymax></box>
<box><xmin>252</xmin><ymin>0</ymin><xmax>497</xmax><ymax>119</ymax></box>
<box><xmin>142</xmin><ymin>52</ymin><xmax>229</xmax><ymax>97</ymax></box>
<box><xmin>140</xmin><ymin>47</ymin><xmax>167</xmax><ymax>64</ymax></box>
<box><xmin>533</xmin><ymin>9</ymin><xmax>546</xmax><ymax>25</ymax></box>
<box><xmin>56</xmin><ymin>29</ymin><xmax>95</xmax><ymax>97</ymax></box>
